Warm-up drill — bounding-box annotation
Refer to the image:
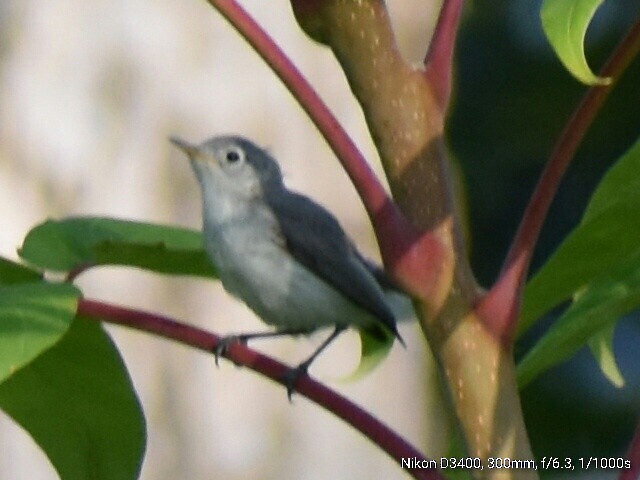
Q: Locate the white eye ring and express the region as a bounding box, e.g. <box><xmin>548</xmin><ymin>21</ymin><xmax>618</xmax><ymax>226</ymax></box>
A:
<box><xmin>224</xmin><ymin>147</ymin><xmax>243</xmax><ymax>164</ymax></box>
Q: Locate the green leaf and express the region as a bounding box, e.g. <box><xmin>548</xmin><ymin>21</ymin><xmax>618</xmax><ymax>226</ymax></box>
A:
<box><xmin>0</xmin><ymin>282</ymin><xmax>79</xmax><ymax>383</ymax></box>
<box><xmin>20</xmin><ymin>216</ymin><xmax>216</xmax><ymax>278</ymax></box>
<box><xmin>344</xmin><ymin>329</ymin><xmax>394</xmax><ymax>381</ymax></box>
<box><xmin>522</xmin><ymin>200</ymin><xmax>640</xmax><ymax>331</ymax></box>
<box><xmin>518</xmin><ymin>250</ymin><xmax>640</xmax><ymax>388</ymax></box>
<box><xmin>588</xmin><ymin>324</ymin><xmax>624</xmax><ymax>388</ymax></box>
<box><xmin>582</xmin><ymin>139</ymin><xmax>640</xmax><ymax>222</ymax></box>
<box><xmin>522</xmin><ymin>137</ymin><xmax>640</xmax><ymax>331</ymax></box>
<box><xmin>0</xmin><ymin>256</ymin><xmax>42</xmax><ymax>284</ymax></box>
<box><xmin>519</xmin><ymin>137</ymin><xmax>640</xmax><ymax>387</ymax></box>
<box><xmin>541</xmin><ymin>0</ymin><xmax>611</xmax><ymax>85</ymax></box>
<box><xmin>0</xmin><ymin>318</ymin><xmax>146</xmax><ymax>480</ymax></box>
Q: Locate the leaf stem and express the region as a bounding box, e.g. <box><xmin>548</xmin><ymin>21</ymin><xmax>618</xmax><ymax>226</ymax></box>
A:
<box><xmin>204</xmin><ymin>0</ymin><xmax>393</xmax><ymax>222</ymax></box>
<box><xmin>423</xmin><ymin>0</ymin><xmax>464</xmax><ymax>112</ymax></box>
<box><xmin>505</xmin><ymin>18</ymin><xmax>640</xmax><ymax>274</ymax></box>
<box><xmin>480</xmin><ymin>17</ymin><xmax>640</xmax><ymax>343</ymax></box>
<box><xmin>78</xmin><ymin>298</ymin><xmax>443</xmax><ymax>480</ymax></box>
<box><xmin>620</xmin><ymin>416</ymin><xmax>640</xmax><ymax>480</ymax></box>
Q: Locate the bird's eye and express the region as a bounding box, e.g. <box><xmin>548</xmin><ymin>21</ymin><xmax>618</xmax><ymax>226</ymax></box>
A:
<box><xmin>225</xmin><ymin>149</ymin><xmax>242</xmax><ymax>163</ymax></box>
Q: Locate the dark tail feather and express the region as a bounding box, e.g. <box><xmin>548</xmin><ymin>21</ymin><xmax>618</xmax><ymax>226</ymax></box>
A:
<box><xmin>365</xmin><ymin>322</ymin><xmax>405</xmax><ymax>348</ymax></box>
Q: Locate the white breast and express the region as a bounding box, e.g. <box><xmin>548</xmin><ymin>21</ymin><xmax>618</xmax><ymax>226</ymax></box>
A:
<box><xmin>202</xmin><ymin>206</ymin><xmax>375</xmax><ymax>332</ymax></box>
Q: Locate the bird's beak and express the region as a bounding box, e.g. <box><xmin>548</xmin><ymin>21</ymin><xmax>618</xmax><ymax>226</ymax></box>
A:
<box><xmin>170</xmin><ymin>136</ymin><xmax>201</xmax><ymax>158</ymax></box>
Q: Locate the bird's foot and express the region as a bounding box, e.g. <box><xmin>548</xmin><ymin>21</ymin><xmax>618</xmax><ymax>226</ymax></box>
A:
<box><xmin>214</xmin><ymin>335</ymin><xmax>249</xmax><ymax>367</ymax></box>
<box><xmin>282</xmin><ymin>362</ymin><xmax>311</xmax><ymax>402</ymax></box>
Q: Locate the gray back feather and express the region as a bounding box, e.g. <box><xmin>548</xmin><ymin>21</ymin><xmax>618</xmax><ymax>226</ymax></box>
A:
<box><xmin>265</xmin><ymin>189</ymin><xmax>401</xmax><ymax>339</ymax></box>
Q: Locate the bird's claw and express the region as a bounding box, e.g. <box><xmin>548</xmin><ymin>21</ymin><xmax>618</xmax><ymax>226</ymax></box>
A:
<box><xmin>214</xmin><ymin>335</ymin><xmax>247</xmax><ymax>367</ymax></box>
<box><xmin>282</xmin><ymin>363</ymin><xmax>310</xmax><ymax>402</ymax></box>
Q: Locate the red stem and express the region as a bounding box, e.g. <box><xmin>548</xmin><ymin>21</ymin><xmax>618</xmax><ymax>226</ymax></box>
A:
<box><xmin>479</xmin><ymin>18</ymin><xmax>640</xmax><ymax>344</ymax></box>
<box><xmin>78</xmin><ymin>298</ymin><xmax>443</xmax><ymax>480</ymax></box>
<box><xmin>423</xmin><ymin>0</ymin><xmax>464</xmax><ymax>112</ymax></box>
<box><xmin>204</xmin><ymin>0</ymin><xmax>393</xmax><ymax>224</ymax></box>
<box><xmin>620</xmin><ymin>416</ymin><xmax>640</xmax><ymax>480</ymax></box>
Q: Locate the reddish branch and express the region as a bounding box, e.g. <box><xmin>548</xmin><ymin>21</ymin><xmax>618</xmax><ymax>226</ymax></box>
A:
<box><xmin>478</xmin><ymin>18</ymin><xmax>640</xmax><ymax>345</ymax></box>
<box><xmin>620</xmin><ymin>417</ymin><xmax>640</xmax><ymax>480</ymax></box>
<box><xmin>423</xmin><ymin>0</ymin><xmax>464</xmax><ymax>112</ymax></box>
<box><xmin>204</xmin><ymin>0</ymin><xmax>393</xmax><ymax>225</ymax></box>
<box><xmin>78</xmin><ymin>298</ymin><xmax>443</xmax><ymax>480</ymax></box>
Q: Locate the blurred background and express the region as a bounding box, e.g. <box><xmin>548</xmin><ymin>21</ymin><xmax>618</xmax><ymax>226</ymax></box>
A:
<box><xmin>0</xmin><ymin>0</ymin><xmax>638</xmax><ymax>479</ymax></box>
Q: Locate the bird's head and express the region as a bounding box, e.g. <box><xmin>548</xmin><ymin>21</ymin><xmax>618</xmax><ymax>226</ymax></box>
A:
<box><xmin>171</xmin><ymin>135</ymin><xmax>283</xmax><ymax>203</ymax></box>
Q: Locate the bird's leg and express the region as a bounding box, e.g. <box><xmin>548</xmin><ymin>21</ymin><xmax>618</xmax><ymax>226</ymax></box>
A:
<box><xmin>214</xmin><ymin>329</ymin><xmax>309</xmax><ymax>366</ymax></box>
<box><xmin>283</xmin><ymin>325</ymin><xmax>347</xmax><ymax>400</ymax></box>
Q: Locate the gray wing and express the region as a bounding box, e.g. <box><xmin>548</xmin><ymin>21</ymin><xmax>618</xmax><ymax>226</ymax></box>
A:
<box><xmin>265</xmin><ymin>190</ymin><xmax>401</xmax><ymax>340</ymax></box>
<box><xmin>353</xmin><ymin>250</ymin><xmax>403</xmax><ymax>292</ymax></box>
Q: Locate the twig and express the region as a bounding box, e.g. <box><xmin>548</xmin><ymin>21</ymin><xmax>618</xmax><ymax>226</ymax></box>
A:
<box><xmin>620</xmin><ymin>416</ymin><xmax>640</xmax><ymax>480</ymax></box>
<box><xmin>204</xmin><ymin>0</ymin><xmax>393</xmax><ymax>223</ymax></box>
<box><xmin>423</xmin><ymin>0</ymin><xmax>464</xmax><ymax>112</ymax></box>
<box><xmin>479</xmin><ymin>18</ymin><xmax>640</xmax><ymax>343</ymax></box>
<box><xmin>78</xmin><ymin>298</ymin><xmax>443</xmax><ymax>480</ymax></box>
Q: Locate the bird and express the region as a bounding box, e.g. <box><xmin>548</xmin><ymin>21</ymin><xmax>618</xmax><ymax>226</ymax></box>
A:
<box><xmin>171</xmin><ymin>135</ymin><xmax>404</xmax><ymax>397</ymax></box>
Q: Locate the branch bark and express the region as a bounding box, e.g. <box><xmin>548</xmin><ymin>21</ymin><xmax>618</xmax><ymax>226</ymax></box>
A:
<box><xmin>78</xmin><ymin>298</ymin><xmax>443</xmax><ymax>480</ymax></box>
<box><xmin>289</xmin><ymin>2</ymin><xmax>538</xmax><ymax>477</ymax></box>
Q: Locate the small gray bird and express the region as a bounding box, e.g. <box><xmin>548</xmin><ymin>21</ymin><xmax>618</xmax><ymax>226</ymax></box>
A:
<box><xmin>171</xmin><ymin>135</ymin><xmax>403</xmax><ymax>396</ymax></box>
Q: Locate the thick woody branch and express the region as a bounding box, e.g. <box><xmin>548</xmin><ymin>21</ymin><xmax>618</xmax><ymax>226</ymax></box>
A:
<box><xmin>290</xmin><ymin>3</ymin><xmax>539</xmax><ymax>477</ymax></box>
<box><xmin>291</xmin><ymin>0</ymin><xmax>474</xmax><ymax>314</ymax></box>
<box><xmin>293</xmin><ymin>1</ymin><xmax>451</xmax><ymax>229</ymax></box>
